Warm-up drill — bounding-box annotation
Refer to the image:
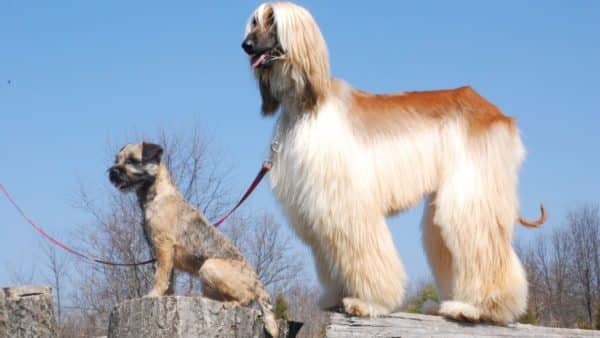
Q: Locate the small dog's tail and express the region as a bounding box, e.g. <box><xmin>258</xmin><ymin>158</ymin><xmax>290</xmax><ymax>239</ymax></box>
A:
<box><xmin>257</xmin><ymin>288</ymin><xmax>279</xmax><ymax>337</ymax></box>
<box><xmin>519</xmin><ymin>204</ymin><xmax>547</xmax><ymax>228</ymax></box>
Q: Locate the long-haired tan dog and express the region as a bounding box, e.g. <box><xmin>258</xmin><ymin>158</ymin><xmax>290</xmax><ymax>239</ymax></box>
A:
<box><xmin>108</xmin><ymin>142</ymin><xmax>278</xmax><ymax>337</ymax></box>
<box><xmin>241</xmin><ymin>2</ymin><xmax>546</xmax><ymax>324</ymax></box>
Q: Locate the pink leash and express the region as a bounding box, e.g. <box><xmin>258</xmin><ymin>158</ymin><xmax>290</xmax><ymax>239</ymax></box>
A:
<box><xmin>0</xmin><ymin>161</ymin><xmax>271</xmax><ymax>267</ymax></box>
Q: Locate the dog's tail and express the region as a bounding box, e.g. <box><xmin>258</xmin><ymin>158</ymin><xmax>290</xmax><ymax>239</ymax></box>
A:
<box><xmin>257</xmin><ymin>287</ymin><xmax>279</xmax><ymax>337</ymax></box>
<box><xmin>519</xmin><ymin>204</ymin><xmax>547</xmax><ymax>228</ymax></box>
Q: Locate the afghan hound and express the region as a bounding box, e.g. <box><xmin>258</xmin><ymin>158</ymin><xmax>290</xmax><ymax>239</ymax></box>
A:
<box><xmin>242</xmin><ymin>2</ymin><xmax>546</xmax><ymax>324</ymax></box>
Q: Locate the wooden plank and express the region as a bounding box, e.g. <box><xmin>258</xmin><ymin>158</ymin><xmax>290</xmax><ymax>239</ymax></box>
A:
<box><xmin>326</xmin><ymin>311</ymin><xmax>600</xmax><ymax>338</ymax></box>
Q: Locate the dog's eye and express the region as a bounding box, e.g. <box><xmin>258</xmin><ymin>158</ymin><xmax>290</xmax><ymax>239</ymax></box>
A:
<box><xmin>251</xmin><ymin>17</ymin><xmax>257</xmax><ymax>26</ymax></box>
<box><xmin>126</xmin><ymin>158</ymin><xmax>140</xmax><ymax>165</ymax></box>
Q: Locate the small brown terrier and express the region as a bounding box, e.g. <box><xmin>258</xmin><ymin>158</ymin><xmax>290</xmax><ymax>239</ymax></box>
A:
<box><xmin>108</xmin><ymin>142</ymin><xmax>278</xmax><ymax>337</ymax></box>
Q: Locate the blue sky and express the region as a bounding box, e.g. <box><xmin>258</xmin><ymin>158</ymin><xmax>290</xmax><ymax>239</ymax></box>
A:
<box><xmin>0</xmin><ymin>1</ymin><xmax>598</xmax><ymax>287</ymax></box>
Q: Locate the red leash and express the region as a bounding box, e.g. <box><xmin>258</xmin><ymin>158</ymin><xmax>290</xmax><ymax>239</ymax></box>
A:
<box><xmin>0</xmin><ymin>161</ymin><xmax>271</xmax><ymax>267</ymax></box>
<box><xmin>213</xmin><ymin>161</ymin><xmax>271</xmax><ymax>226</ymax></box>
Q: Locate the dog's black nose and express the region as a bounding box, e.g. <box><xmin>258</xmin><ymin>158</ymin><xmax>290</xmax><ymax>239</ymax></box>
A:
<box><xmin>241</xmin><ymin>38</ymin><xmax>255</xmax><ymax>54</ymax></box>
<box><xmin>108</xmin><ymin>167</ymin><xmax>120</xmax><ymax>182</ymax></box>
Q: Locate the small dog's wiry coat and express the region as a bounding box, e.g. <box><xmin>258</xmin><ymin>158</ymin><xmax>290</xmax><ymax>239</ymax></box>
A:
<box><xmin>242</xmin><ymin>2</ymin><xmax>546</xmax><ymax>323</ymax></box>
<box><xmin>108</xmin><ymin>143</ymin><xmax>278</xmax><ymax>337</ymax></box>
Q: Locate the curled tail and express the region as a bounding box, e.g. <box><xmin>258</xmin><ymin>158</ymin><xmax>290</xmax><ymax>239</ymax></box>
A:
<box><xmin>257</xmin><ymin>288</ymin><xmax>279</xmax><ymax>337</ymax></box>
<box><xmin>519</xmin><ymin>204</ymin><xmax>547</xmax><ymax>228</ymax></box>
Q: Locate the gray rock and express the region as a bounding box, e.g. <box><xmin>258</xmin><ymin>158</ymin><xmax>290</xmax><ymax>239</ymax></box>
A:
<box><xmin>0</xmin><ymin>289</ymin><xmax>7</xmax><ymax>338</ymax></box>
<box><xmin>108</xmin><ymin>296</ymin><xmax>302</xmax><ymax>338</ymax></box>
<box><xmin>0</xmin><ymin>285</ymin><xmax>56</xmax><ymax>338</ymax></box>
<box><xmin>3</xmin><ymin>285</ymin><xmax>52</xmax><ymax>300</ymax></box>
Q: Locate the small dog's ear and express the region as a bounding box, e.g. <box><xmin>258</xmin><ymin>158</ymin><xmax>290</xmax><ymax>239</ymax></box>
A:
<box><xmin>259</xmin><ymin>77</ymin><xmax>280</xmax><ymax>116</ymax></box>
<box><xmin>142</xmin><ymin>142</ymin><xmax>163</xmax><ymax>163</ymax></box>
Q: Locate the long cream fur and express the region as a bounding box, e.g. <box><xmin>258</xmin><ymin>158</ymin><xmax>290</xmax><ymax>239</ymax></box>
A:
<box><xmin>245</xmin><ymin>2</ymin><xmax>545</xmax><ymax>323</ymax></box>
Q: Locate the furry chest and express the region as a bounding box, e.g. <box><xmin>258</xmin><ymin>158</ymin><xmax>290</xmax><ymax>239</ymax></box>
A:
<box><xmin>269</xmin><ymin>112</ymin><xmax>371</xmax><ymax>228</ymax></box>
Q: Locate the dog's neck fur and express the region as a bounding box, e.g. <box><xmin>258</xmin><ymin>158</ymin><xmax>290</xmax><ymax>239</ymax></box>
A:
<box><xmin>136</xmin><ymin>163</ymin><xmax>179</xmax><ymax>211</ymax></box>
<box><xmin>264</xmin><ymin>64</ymin><xmax>331</xmax><ymax>115</ymax></box>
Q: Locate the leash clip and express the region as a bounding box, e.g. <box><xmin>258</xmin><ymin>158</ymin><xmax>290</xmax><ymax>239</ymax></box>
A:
<box><xmin>270</xmin><ymin>140</ymin><xmax>281</xmax><ymax>154</ymax></box>
<box><xmin>262</xmin><ymin>159</ymin><xmax>273</xmax><ymax>170</ymax></box>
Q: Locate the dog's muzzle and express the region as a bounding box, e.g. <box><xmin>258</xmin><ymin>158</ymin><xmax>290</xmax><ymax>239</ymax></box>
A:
<box><xmin>108</xmin><ymin>166</ymin><xmax>123</xmax><ymax>185</ymax></box>
<box><xmin>242</xmin><ymin>37</ymin><xmax>276</xmax><ymax>69</ymax></box>
<box><xmin>241</xmin><ymin>37</ymin><xmax>255</xmax><ymax>55</ymax></box>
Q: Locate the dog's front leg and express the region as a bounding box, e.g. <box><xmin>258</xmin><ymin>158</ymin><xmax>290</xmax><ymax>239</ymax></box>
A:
<box><xmin>145</xmin><ymin>240</ymin><xmax>174</xmax><ymax>298</ymax></box>
<box><xmin>164</xmin><ymin>271</ymin><xmax>176</xmax><ymax>295</ymax></box>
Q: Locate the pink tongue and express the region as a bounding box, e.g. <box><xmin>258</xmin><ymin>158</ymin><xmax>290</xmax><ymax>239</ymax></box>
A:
<box><xmin>251</xmin><ymin>54</ymin><xmax>268</xmax><ymax>68</ymax></box>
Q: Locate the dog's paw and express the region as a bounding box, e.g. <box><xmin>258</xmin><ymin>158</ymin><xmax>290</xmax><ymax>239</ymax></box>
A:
<box><xmin>439</xmin><ymin>301</ymin><xmax>481</xmax><ymax>322</ymax></box>
<box><xmin>342</xmin><ymin>297</ymin><xmax>392</xmax><ymax>317</ymax></box>
<box><xmin>144</xmin><ymin>290</ymin><xmax>162</xmax><ymax>298</ymax></box>
<box><xmin>343</xmin><ymin>297</ymin><xmax>370</xmax><ymax>317</ymax></box>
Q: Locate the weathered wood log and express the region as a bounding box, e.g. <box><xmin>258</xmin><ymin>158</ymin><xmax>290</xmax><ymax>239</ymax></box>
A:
<box><xmin>108</xmin><ymin>296</ymin><xmax>302</xmax><ymax>338</ymax></box>
<box><xmin>326</xmin><ymin>311</ymin><xmax>600</xmax><ymax>337</ymax></box>
<box><xmin>0</xmin><ymin>285</ymin><xmax>56</xmax><ymax>338</ymax></box>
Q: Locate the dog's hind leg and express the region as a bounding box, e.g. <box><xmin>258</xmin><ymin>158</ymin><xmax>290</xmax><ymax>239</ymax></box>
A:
<box><xmin>199</xmin><ymin>258</ymin><xmax>256</xmax><ymax>304</ymax></box>
<box><xmin>433</xmin><ymin>161</ymin><xmax>527</xmax><ymax>323</ymax></box>
<box><xmin>201</xmin><ymin>283</ymin><xmax>230</xmax><ymax>303</ymax></box>
<box><xmin>199</xmin><ymin>258</ymin><xmax>279</xmax><ymax>337</ymax></box>
<box><xmin>421</xmin><ymin>194</ymin><xmax>453</xmax><ymax>314</ymax></box>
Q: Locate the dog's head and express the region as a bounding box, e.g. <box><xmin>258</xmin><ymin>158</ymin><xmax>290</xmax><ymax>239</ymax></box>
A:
<box><xmin>242</xmin><ymin>2</ymin><xmax>330</xmax><ymax>115</ymax></box>
<box><xmin>242</xmin><ymin>4</ymin><xmax>281</xmax><ymax>70</ymax></box>
<box><xmin>108</xmin><ymin>142</ymin><xmax>163</xmax><ymax>192</ymax></box>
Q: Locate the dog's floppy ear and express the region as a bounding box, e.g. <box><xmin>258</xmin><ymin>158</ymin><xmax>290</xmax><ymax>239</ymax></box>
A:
<box><xmin>142</xmin><ymin>142</ymin><xmax>163</xmax><ymax>163</ymax></box>
<box><xmin>259</xmin><ymin>77</ymin><xmax>280</xmax><ymax>116</ymax></box>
